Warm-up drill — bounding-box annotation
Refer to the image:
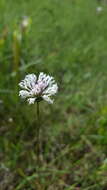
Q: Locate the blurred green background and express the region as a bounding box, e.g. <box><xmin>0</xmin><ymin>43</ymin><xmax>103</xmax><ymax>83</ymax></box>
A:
<box><xmin>1</xmin><ymin>0</ymin><xmax>107</xmax><ymax>189</ymax></box>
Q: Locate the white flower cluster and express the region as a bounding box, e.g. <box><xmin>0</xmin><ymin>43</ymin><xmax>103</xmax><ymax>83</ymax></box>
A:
<box><xmin>19</xmin><ymin>72</ymin><xmax>58</xmax><ymax>104</ymax></box>
<box><xmin>21</xmin><ymin>16</ymin><xmax>30</xmax><ymax>29</ymax></box>
<box><xmin>96</xmin><ymin>6</ymin><xmax>103</xmax><ymax>13</ymax></box>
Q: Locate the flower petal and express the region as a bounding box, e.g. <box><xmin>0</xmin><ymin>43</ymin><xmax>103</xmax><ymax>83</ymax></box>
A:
<box><xmin>43</xmin><ymin>84</ymin><xmax>58</xmax><ymax>96</ymax></box>
<box><xmin>38</xmin><ymin>72</ymin><xmax>54</xmax><ymax>87</ymax></box>
<box><xmin>19</xmin><ymin>74</ymin><xmax>37</xmax><ymax>90</ymax></box>
<box><xmin>19</xmin><ymin>90</ymin><xmax>30</xmax><ymax>99</ymax></box>
<box><xmin>38</xmin><ymin>72</ymin><xmax>46</xmax><ymax>82</ymax></box>
<box><xmin>42</xmin><ymin>95</ymin><xmax>53</xmax><ymax>104</ymax></box>
<box><xmin>27</xmin><ymin>98</ymin><xmax>36</xmax><ymax>104</ymax></box>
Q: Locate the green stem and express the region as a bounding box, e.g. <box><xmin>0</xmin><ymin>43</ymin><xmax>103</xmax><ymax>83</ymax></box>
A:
<box><xmin>36</xmin><ymin>101</ymin><xmax>40</xmax><ymax>165</ymax></box>
<box><xmin>37</xmin><ymin>101</ymin><xmax>39</xmax><ymax>121</ymax></box>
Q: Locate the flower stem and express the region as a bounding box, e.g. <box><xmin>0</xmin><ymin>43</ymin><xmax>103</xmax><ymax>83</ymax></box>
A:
<box><xmin>36</xmin><ymin>101</ymin><xmax>40</xmax><ymax>165</ymax></box>
<box><xmin>37</xmin><ymin>101</ymin><xmax>39</xmax><ymax>120</ymax></box>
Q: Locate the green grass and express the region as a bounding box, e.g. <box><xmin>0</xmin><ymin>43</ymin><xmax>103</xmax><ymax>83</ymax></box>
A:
<box><xmin>1</xmin><ymin>0</ymin><xmax>107</xmax><ymax>189</ymax></box>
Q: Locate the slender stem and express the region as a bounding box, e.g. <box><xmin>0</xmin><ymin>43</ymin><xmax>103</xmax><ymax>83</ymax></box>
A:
<box><xmin>36</xmin><ymin>102</ymin><xmax>42</xmax><ymax>188</ymax></box>
<box><xmin>36</xmin><ymin>101</ymin><xmax>40</xmax><ymax>165</ymax></box>
<box><xmin>37</xmin><ymin>101</ymin><xmax>39</xmax><ymax>120</ymax></box>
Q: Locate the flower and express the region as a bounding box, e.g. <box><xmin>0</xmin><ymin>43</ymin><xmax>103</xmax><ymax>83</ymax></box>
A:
<box><xmin>96</xmin><ymin>6</ymin><xmax>103</xmax><ymax>13</ymax></box>
<box><xmin>20</xmin><ymin>16</ymin><xmax>31</xmax><ymax>31</ymax></box>
<box><xmin>19</xmin><ymin>72</ymin><xmax>58</xmax><ymax>104</ymax></box>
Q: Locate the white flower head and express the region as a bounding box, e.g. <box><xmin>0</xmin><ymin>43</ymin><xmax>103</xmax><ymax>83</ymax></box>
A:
<box><xmin>20</xmin><ymin>16</ymin><xmax>31</xmax><ymax>31</ymax></box>
<box><xmin>19</xmin><ymin>72</ymin><xmax>58</xmax><ymax>104</ymax></box>
<box><xmin>21</xmin><ymin>16</ymin><xmax>29</xmax><ymax>27</ymax></box>
<box><xmin>96</xmin><ymin>6</ymin><xmax>103</xmax><ymax>13</ymax></box>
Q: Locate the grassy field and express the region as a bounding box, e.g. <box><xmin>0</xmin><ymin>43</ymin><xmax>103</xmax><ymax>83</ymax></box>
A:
<box><xmin>1</xmin><ymin>0</ymin><xmax>107</xmax><ymax>189</ymax></box>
